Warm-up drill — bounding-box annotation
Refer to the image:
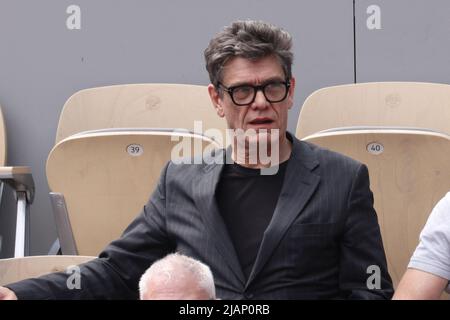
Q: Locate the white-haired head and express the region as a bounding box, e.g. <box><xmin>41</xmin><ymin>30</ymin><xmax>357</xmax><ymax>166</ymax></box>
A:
<box><xmin>139</xmin><ymin>253</ymin><xmax>216</xmax><ymax>300</ymax></box>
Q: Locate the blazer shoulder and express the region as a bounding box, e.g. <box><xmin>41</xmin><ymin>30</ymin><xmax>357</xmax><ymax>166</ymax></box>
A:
<box><xmin>165</xmin><ymin>147</ymin><xmax>224</xmax><ymax>178</ymax></box>
<box><xmin>165</xmin><ymin>160</ymin><xmax>207</xmax><ymax>178</ymax></box>
<box><xmin>299</xmin><ymin>140</ymin><xmax>365</xmax><ymax>172</ymax></box>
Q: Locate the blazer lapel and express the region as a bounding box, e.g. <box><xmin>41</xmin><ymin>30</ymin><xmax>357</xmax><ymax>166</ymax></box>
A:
<box><xmin>193</xmin><ymin>148</ymin><xmax>246</xmax><ymax>286</ymax></box>
<box><xmin>245</xmin><ymin>138</ymin><xmax>320</xmax><ymax>288</ymax></box>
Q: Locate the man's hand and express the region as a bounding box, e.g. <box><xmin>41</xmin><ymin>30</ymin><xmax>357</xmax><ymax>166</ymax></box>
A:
<box><xmin>0</xmin><ymin>287</ymin><xmax>18</xmax><ymax>300</ymax></box>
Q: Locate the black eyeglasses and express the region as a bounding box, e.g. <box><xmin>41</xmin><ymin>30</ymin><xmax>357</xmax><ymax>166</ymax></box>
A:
<box><xmin>218</xmin><ymin>80</ymin><xmax>291</xmax><ymax>106</ymax></box>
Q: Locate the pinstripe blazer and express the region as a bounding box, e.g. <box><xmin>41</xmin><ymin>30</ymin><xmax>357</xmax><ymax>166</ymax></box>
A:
<box><xmin>8</xmin><ymin>133</ymin><xmax>393</xmax><ymax>299</ymax></box>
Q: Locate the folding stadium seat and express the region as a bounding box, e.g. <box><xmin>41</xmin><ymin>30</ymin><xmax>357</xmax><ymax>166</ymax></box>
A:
<box><xmin>56</xmin><ymin>83</ymin><xmax>228</xmax><ymax>146</ymax></box>
<box><xmin>302</xmin><ymin>128</ymin><xmax>450</xmax><ymax>288</ymax></box>
<box><xmin>0</xmin><ymin>104</ymin><xmax>35</xmax><ymax>257</ymax></box>
<box><xmin>46</xmin><ymin>129</ymin><xmax>219</xmax><ymax>256</ymax></box>
<box><xmin>296</xmin><ymin>82</ymin><xmax>450</xmax><ymax>139</ymax></box>
<box><xmin>44</xmin><ymin>83</ymin><xmax>226</xmax><ymax>255</ymax></box>
<box><xmin>0</xmin><ymin>84</ymin><xmax>222</xmax><ymax>289</ymax></box>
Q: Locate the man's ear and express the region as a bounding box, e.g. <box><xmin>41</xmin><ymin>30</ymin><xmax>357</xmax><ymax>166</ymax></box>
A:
<box><xmin>208</xmin><ymin>84</ymin><xmax>225</xmax><ymax>117</ymax></box>
<box><xmin>287</xmin><ymin>77</ymin><xmax>296</xmax><ymax>110</ymax></box>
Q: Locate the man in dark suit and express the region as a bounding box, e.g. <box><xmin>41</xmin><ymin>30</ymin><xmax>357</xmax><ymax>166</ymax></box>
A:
<box><xmin>0</xmin><ymin>20</ymin><xmax>393</xmax><ymax>300</ymax></box>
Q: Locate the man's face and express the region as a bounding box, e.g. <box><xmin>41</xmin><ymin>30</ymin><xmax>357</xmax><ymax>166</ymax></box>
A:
<box><xmin>208</xmin><ymin>55</ymin><xmax>295</xmax><ymax>139</ymax></box>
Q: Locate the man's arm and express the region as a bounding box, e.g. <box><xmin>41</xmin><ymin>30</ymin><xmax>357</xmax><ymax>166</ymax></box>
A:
<box><xmin>339</xmin><ymin>164</ymin><xmax>394</xmax><ymax>299</ymax></box>
<box><xmin>3</xmin><ymin>162</ymin><xmax>174</xmax><ymax>300</ymax></box>
<box><xmin>393</xmin><ymin>193</ymin><xmax>450</xmax><ymax>299</ymax></box>
<box><xmin>393</xmin><ymin>268</ymin><xmax>448</xmax><ymax>300</ymax></box>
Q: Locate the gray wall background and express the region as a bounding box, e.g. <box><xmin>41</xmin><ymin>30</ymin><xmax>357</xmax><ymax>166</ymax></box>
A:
<box><xmin>0</xmin><ymin>0</ymin><xmax>448</xmax><ymax>257</ymax></box>
<box><xmin>356</xmin><ymin>0</ymin><xmax>450</xmax><ymax>83</ymax></box>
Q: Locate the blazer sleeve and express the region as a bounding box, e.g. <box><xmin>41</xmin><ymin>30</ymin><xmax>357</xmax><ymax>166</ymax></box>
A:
<box><xmin>338</xmin><ymin>164</ymin><xmax>394</xmax><ymax>299</ymax></box>
<box><xmin>6</xmin><ymin>162</ymin><xmax>175</xmax><ymax>300</ymax></box>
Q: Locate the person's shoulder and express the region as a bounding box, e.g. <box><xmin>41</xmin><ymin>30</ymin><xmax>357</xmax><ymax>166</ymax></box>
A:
<box><xmin>297</xmin><ymin>138</ymin><xmax>364</xmax><ymax>171</ymax></box>
<box><xmin>439</xmin><ymin>192</ymin><xmax>450</xmax><ymax>209</ymax></box>
<box><xmin>165</xmin><ymin>147</ymin><xmax>225</xmax><ymax>177</ymax></box>
<box><xmin>290</xmin><ymin>137</ymin><xmax>368</xmax><ymax>196</ymax></box>
<box><xmin>427</xmin><ymin>192</ymin><xmax>450</xmax><ymax>223</ymax></box>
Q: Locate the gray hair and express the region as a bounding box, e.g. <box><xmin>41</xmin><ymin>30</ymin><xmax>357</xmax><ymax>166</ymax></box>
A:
<box><xmin>204</xmin><ymin>20</ymin><xmax>293</xmax><ymax>87</ymax></box>
<box><xmin>139</xmin><ymin>253</ymin><xmax>216</xmax><ymax>299</ymax></box>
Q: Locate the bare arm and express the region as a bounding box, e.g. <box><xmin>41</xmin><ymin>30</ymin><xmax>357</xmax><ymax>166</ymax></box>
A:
<box><xmin>393</xmin><ymin>268</ymin><xmax>448</xmax><ymax>300</ymax></box>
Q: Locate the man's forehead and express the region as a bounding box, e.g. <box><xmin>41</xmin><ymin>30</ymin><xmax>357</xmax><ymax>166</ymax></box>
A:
<box><xmin>221</xmin><ymin>55</ymin><xmax>285</xmax><ymax>85</ymax></box>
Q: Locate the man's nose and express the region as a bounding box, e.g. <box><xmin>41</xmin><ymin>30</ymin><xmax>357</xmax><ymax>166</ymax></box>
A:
<box><xmin>251</xmin><ymin>89</ymin><xmax>269</xmax><ymax>109</ymax></box>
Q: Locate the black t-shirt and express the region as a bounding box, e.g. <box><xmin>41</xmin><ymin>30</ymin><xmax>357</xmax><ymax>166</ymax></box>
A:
<box><xmin>215</xmin><ymin>160</ymin><xmax>289</xmax><ymax>280</ymax></box>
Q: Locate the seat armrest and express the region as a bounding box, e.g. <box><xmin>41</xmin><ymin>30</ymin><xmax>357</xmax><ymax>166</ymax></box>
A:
<box><xmin>0</xmin><ymin>166</ymin><xmax>35</xmax><ymax>203</ymax></box>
